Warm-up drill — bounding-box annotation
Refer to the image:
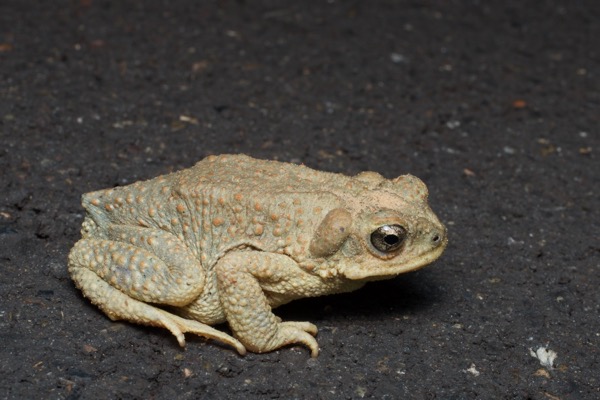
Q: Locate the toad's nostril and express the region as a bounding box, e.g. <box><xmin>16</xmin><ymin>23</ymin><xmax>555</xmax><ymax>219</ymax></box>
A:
<box><xmin>431</xmin><ymin>230</ymin><xmax>445</xmax><ymax>245</ymax></box>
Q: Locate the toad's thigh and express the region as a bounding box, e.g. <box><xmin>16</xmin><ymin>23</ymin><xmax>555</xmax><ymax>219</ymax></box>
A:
<box><xmin>68</xmin><ymin>231</ymin><xmax>204</xmax><ymax>306</ymax></box>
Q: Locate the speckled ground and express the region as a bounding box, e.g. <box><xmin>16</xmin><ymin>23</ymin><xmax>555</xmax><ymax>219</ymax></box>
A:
<box><xmin>1</xmin><ymin>1</ymin><xmax>598</xmax><ymax>399</ymax></box>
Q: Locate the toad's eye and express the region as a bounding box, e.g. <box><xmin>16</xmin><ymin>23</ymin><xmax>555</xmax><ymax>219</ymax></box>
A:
<box><xmin>370</xmin><ymin>224</ymin><xmax>407</xmax><ymax>252</ymax></box>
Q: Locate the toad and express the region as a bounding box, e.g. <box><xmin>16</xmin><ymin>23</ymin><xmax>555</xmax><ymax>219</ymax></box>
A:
<box><xmin>68</xmin><ymin>154</ymin><xmax>447</xmax><ymax>357</ymax></box>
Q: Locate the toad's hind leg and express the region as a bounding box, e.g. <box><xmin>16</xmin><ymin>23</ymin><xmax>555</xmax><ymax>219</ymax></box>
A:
<box><xmin>70</xmin><ymin>266</ymin><xmax>245</xmax><ymax>354</ymax></box>
<box><xmin>68</xmin><ymin>228</ymin><xmax>246</xmax><ymax>355</ymax></box>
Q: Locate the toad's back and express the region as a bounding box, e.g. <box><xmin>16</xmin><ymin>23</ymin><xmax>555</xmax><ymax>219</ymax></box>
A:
<box><xmin>80</xmin><ymin>154</ymin><xmax>347</xmax><ymax>264</ymax></box>
<box><xmin>176</xmin><ymin>154</ymin><xmax>350</xmax><ymax>194</ymax></box>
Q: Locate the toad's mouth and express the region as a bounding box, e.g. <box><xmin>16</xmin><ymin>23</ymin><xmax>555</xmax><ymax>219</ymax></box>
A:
<box><xmin>342</xmin><ymin>237</ymin><xmax>448</xmax><ymax>281</ymax></box>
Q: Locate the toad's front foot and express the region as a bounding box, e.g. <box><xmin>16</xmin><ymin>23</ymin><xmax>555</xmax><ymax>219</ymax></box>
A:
<box><xmin>238</xmin><ymin>320</ymin><xmax>319</xmax><ymax>357</ymax></box>
<box><xmin>264</xmin><ymin>321</ymin><xmax>319</xmax><ymax>357</ymax></box>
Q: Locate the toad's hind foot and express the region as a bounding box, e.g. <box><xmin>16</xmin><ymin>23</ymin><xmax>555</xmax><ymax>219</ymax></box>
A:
<box><xmin>70</xmin><ymin>267</ymin><xmax>246</xmax><ymax>355</ymax></box>
<box><xmin>165</xmin><ymin>313</ymin><xmax>247</xmax><ymax>356</ymax></box>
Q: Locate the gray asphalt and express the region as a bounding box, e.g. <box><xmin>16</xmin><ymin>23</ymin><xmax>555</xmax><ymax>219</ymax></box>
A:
<box><xmin>1</xmin><ymin>1</ymin><xmax>598</xmax><ymax>399</ymax></box>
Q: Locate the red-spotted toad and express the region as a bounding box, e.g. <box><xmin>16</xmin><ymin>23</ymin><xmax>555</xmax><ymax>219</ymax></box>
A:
<box><xmin>68</xmin><ymin>154</ymin><xmax>447</xmax><ymax>356</ymax></box>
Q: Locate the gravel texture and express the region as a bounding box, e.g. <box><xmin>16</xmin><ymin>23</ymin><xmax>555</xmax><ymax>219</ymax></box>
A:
<box><xmin>1</xmin><ymin>1</ymin><xmax>598</xmax><ymax>399</ymax></box>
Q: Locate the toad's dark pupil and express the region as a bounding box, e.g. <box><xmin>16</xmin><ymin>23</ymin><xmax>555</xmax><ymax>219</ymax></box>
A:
<box><xmin>370</xmin><ymin>224</ymin><xmax>407</xmax><ymax>253</ymax></box>
<box><xmin>384</xmin><ymin>235</ymin><xmax>399</xmax><ymax>245</ymax></box>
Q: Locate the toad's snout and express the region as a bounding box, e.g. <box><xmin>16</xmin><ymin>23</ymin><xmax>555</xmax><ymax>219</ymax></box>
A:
<box><xmin>416</xmin><ymin>217</ymin><xmax>448</xmax><ymax>252</ymax></box>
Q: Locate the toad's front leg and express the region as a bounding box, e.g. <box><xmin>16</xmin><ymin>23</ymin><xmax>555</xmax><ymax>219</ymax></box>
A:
<box><xmin>215</xmin><ymin>251</ymin><xmax>320</xmax><ymax>357</ymax></box>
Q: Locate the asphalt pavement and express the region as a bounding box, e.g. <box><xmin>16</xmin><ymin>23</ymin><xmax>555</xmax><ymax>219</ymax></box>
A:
<box><xmin>1</xmin><ymin>1</ymin><xmax>598</xmax><ymax>398</ymax></box>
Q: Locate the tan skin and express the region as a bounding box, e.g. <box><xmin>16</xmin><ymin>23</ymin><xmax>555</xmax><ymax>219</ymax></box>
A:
<box><xmin>69</xmin><ymin>154</ymin><xmax>447</xmax><ymax>356</ymax></box>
